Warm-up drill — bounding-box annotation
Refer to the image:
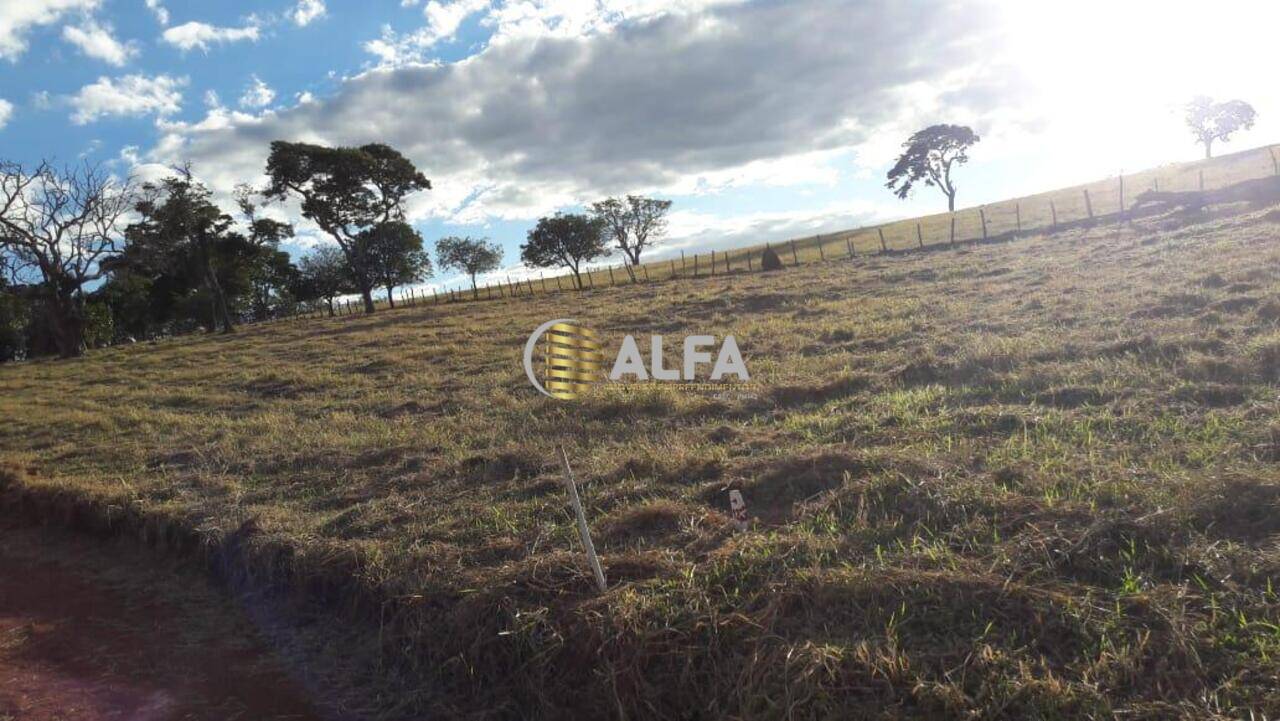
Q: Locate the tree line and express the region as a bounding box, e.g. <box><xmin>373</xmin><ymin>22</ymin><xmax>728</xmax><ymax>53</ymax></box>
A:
<box><xmin>0</xmin><ymin>140</ymin><xmax>673</xmax><ymax>361</ymax></box>
<box><xmin>0</xmin><ymin>94</ymin><xmax>1255</xmax><ymax>362</ymax></box>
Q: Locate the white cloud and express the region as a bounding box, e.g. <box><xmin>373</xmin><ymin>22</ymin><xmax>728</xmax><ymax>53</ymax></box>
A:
<box><xmin>155</xmin><ymin>0</ymin><xmax>1016</xmax><ymax>226</ymax></box>
<box><xmin>144</xmin><ymin>0</ymin><xmax>169</xmax><ymax>25</ymax></box>
<box><xmin>161</xmin><ymin>21</ymin><xmax>260</xmax><ymax>52</ymax></box>
<box><xmin>0</xmin><ymin>0</ymin><xmax>100</xmax><ymax>60</ymax></box>
<box><xmin>239</xmin><ymin>75</ymin><xmax>275</xmax><ymax>108</ymax></box>
<box><xmin>70</xmin><ymin>73</ymin><xmax>186</xmax><ymax>124</ymax></box>
<box><xmin>62</xmin><ymin>18</ymin><xmax>138</xmax><ymax>66</ymax></box>
<box><xmin>290</xmin><ymin>0</ymin><xmax>326</xmax><ymax>26</ymax></box>
<box><xmin>118</xmin><ymin>144</ymin><xmax>175</xmax><ymax>184</ymax></box>
<box><xmin>363</xmin><ymin>0</ymin><xmax>488</xmax><ymax>64</ymax></box>
<box><xmin>0</xmin><ymin>98</ymin><xmax>13</xmax><ymax>129</ymax></box>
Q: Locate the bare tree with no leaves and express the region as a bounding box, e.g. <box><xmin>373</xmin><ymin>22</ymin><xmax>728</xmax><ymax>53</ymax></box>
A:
<box><xmin>590</xmin><ymin>195</ymin><xmax>672</xmax><ymax>279</ymax></box>
<box><xmin>0</xmin><ymin>160</ymin><xmax>134</xmax><ymax>358</ymax></box>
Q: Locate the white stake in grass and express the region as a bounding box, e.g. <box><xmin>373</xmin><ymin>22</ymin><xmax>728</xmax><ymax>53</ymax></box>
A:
<box><xmin>729</xmin><ymin>490</ymin><xmax>748</xmax><ymax>532</ymax></box>
<box><xmin>556</xmin><ymin>445</ymin><xmax>608</xmax><ymax>593</ymax></box>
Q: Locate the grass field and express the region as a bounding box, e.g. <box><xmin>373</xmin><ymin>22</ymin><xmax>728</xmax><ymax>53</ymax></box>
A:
<box><xmin>4</xmin><ymin>153</ymin><xmax>1280</xmax><ymax>718</ymax></box>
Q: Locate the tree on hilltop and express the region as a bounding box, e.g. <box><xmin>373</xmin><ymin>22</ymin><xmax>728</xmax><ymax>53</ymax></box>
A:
<box><xmin>1185</xmin><ymin>96</ymin><xmax>1256</xmax><ymax>159</ymax></box>
<box><xmin>263</xmin><ymin>141</ymin><xmax>430</xmax><ymax>314</ymax></box>
<box><xmin>521</xmin><ymin>213</ymin><xmax>608</xmax><ymax>289</ymax></box>
<box><xmin>590</xmin><ymin>195</ymin><xmax>672</xmax><ymax>278</ymax></box>
<box><xmin>885</xmin><ymin>124</ymin><xmax>979</xmax><ymax>212</ymax></box>
<box><xmin>297</xmin><ymin>245</ymin><xmax>354</xmax><ymax>317</ymax></box>
<box><xmin>356</xmin><ymin>221</ymin><xmax>432</xmax><ymax>308</ymax></box>
<box><xmin>436</xmin><ymin>236</ymin><xmax>502</xmax><ymax>297</ymax></box>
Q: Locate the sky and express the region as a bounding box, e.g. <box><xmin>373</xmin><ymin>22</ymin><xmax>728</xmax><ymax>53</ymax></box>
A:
<box><xmin>0</xmin><ymin>0</ymin><xmax>1276</xmax><ymax>292</ymax></box>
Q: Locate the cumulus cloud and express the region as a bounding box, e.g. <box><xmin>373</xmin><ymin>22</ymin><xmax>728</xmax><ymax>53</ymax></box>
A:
<box><xmin>62</xmin><ymin>18</ymin><xmax>138</xmax><ymax>66</ymax></box>
<box><xmin>70</xmin><ymin>73</ymin><xmax>186</xmax><ymax>124</ymax></box>
<box><xmin>151</xmin><ymin>0</ymin><xmax>1023</xmax><ymax>226</ymax></box>
<box><xmin>0</xmin><ymin>0</ymin><xmax>100</xmax><ymax>60</ymax></box>
<box><xmin>0</xmin><ymin>98</ymin><xmax>13</xmax><ymax>129</ymax></box>
<box><xmin>238</xmin><ymin>75</ymin><xmax>275</xmax><ymax>108</ymax></box>
<box><xmin>144</xmin><ymin>0</ymin><xmax>169</xmax><ymax>25</ymax></box>
<box><xmin>290</xmin><ymin>0</ymin><xmax>326</xmax><ymax>26</ymax></box>
<box><xmin>161</xmin><ymin>21</ymin><xmax>260</xmax><ymax>52</ymax></box>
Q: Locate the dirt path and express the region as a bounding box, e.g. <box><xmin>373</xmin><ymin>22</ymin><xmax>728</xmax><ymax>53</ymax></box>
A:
<box><xmin>0</xmin><ymin>522</ymin><xmax>329</xmax><ymax>721</ymax></box>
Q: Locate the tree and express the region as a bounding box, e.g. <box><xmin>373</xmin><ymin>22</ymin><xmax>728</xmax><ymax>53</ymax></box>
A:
<box><xmin>0</xmin><ymin>160</ymin><xmax>134</xmax><ymax>358</ymax></box>
<box><xmin>263</xmin><ymin>142</ymin><xmax>430</xmax><ymax>314</ymax></box>
<box><xmin>356</xmin><ymin>221</ymin><xmax>432</xmax><ymax>308</ymax></box>
<box><xmin>1185</xmin><ymin>96</ymin><xmax>1257</xmax><ymax>159</ymax></box>
<box><xmin>591</xmin><ymin>195</ymin><xmax>672</xmax><ymax>278</ymax></box>
<box><xmin>234</xmin><ymin>183</ymin><xmax>297</xmax><ymax>321</ymax></box>
<box><xmin>297</xmin><ymin>245</ymin><xmax>354</xmax><ymax>317</ymax></box>
<box><xmin>126</xmin><ymin>171</ymin><xmax>241</xmax><ymax>334</ymax></box>
<box><xmin>435</xmin><ymin>236</ymin><xmax>502</xmax><ymax>297</ymax></box>
<box><xmin>521</xmin><ymin>213</ymin><xmax>608</xmax><ymax>289</ymax></box>
<box><xmin>885</xmin><ymin>124</ymin><xmax>979</xmax><ymax>212</ymax></box>
<box><xmin>0</xmin><ymin>253</ymin><xmax>31</xmax><ymax>361</ymax></box>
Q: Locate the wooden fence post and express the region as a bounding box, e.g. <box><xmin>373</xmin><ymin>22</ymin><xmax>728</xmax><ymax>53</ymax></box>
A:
<box><xmin>846</xmin><ymin>236</ymin><xmax>855</xmax><ymax>257</ymax></box>
<box><xmin>693</xmin><ymin>254</ymin><xmax>699</xmax><ymax>277</ymax></box>
<box><xmin>541</xmin><ymin>274</ymin><xmax>548</xmax><ymax>292</ymax></box>
<box><xmin>916</xmin><ymin>223</ymin><xmax>924</xmax><ymax>248</ymax></box>
<box><xmin>1118</xmin><ymin>174</ymin><xmax>1125</xmax><ymax>214</ymax></box>
<box><xmin>1270</xmin><ymin>147</ymin><xmax>1279</xmax><ymax>176</ymax></box>
<box><xmin>747</xmin><ymin>253</ymin><xmax>754</xmax><ymax>271</ymax></box>
<box><xmin>526</xmin><ymin>278</ymin><xmax>535</xmax><ymax>295</ymax></box>
<box><xmin>607</xmin><ymin>265</ymin><xmax>616</xmax><ymax>285</ymax></box>
<box><xmin>818</xmin><ymin>242</ymin><xmax>825</xmax><ymax>261</ymax></box>
<box><xmin>789</xmin><ymin>240</ymin><xmax>798</xmax><ymax>266</ymax></box>
<box><xmin>587</xmin><ymin>271</ymin><xmax>595</xmax><ymax>289</ymax></box>
<box><xmin>556</xmin><ymin>275</ymin><xmax>563</xmax><ymax>291</ymax></box>
<box><xmin>1050</xmin><ymin>200</ymin><xmax>1058</xmax><ymax>230</ymax></box>
<box><xmin>725</xmin><ymin>251</ymin><xmax>732</xmax><ymax>273</ymax></box>
<box><xmin>979</xmin><ymin>207</ymin><xmax>988</xmax><ymax>240</ymax></box>
<box><xmin>642</xmin><ymin>265</ymin><xmax>650</xmax><ymax>282</ymax></box>
<box><xmin>710</xmin><ymin>251</ymin><xmax>716</xmax><ymax>276</ymax></box>
<box><xmin>877</xmin><ymin>228</ymin><xmax>887</xmax><ymax>253</ymax></box>
<box><xmin>680</xmin><ymin>251</ymin><xmax>686</xmax><ymax>272</ymax></box>
<box><xmin>670</xmin><ymin>258</ymin><xmax>677</xmax><ymax>277</ymax></box>
<box><xmin>1084</xmin><ymin>189</ymin><xmax>1094</xmax><ymax>221</ymax></box>
<box><xmin>949</xmin><ymin>216</ymin><xmax>956</xmax><ymax>246</ymax></box>
<box><xmin>1153</xmin><ymin>177</ymin><xmax>1159</xmax><ymax>192</ymax></box>
<box><xmin>1015</xmin><ymin>203</ymin><xmax>1022</xmax><ymax>234</ymax></box>
<box><xmin>556</xmin><ymin>446</ymin><xmax>607</xmax><ymax>593</ymax></box>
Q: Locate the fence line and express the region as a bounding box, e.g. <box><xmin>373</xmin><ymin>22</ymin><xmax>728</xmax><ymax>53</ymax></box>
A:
<box><xmin>233</xmin><ymin>145</ymin><xmax>1280</xmax><ymax>329</ymax></box>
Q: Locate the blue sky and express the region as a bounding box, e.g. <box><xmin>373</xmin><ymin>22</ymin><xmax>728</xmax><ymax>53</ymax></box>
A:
<box><xmin>1</xmin><ymin>0</ymin><xmax>1275</xmax><ymax>292</ymax></box>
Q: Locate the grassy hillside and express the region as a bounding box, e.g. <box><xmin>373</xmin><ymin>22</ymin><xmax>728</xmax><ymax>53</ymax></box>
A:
<box><xmin>383</xmin><ymin>143</ymin><xmax>1280</xmax><ymax>302</ymax></box>
<box><xmin>4</xmin><ymin>176</ymin><xmax>1280</xmax><ymax>717</ymax></box>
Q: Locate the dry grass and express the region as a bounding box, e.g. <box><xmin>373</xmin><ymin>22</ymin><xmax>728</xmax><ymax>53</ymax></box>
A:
<box><xmin>4</xmin><ymin>159</ymin><xmax>1280</xmax><ymax>718</ymax></box>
